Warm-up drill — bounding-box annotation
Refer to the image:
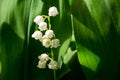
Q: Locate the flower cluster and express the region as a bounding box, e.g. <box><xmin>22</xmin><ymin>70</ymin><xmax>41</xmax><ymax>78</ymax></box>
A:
<box><xmin>32</xmin><ymin>6</ymin><xmax>59</xmax><ymax>69</ymax></box>
<box><xmin>32</xmin><ymin>6</ymin><xmax>60</xmax><ymax>48</ymax></box>
<box><xmin>37</xmin><ymin>53</ymin><xmax>58</xmax><ymax>69</ymax></box>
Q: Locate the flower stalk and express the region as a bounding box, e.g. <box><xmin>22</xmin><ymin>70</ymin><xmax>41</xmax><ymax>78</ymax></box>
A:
<box><xmin>51</xmin><ymin>49</ymin><xmax>57</xmax><ymax>80</ymax></box>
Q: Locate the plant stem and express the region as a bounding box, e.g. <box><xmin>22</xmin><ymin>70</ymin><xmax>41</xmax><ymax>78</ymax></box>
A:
<box><xmin>53</xmin><ymin>70</ymin><xmax>56</xmax><ymax>80</ymax></box>
<box><xmin>42</xmin><ymin>15</ymin><xmax>51</xmax><ymax>29</ymax></box>
<box><xmin>51</xmin><ymin>49</ymin><xmax>57</xmax><ymax>80</ymax></box>
<box><xmin>48</xmin><ymin>16</ymin><xmax>51</xmax><ymax>29</ymax></box>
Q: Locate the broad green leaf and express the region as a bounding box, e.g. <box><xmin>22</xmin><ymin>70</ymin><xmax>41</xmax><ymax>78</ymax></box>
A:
<box><xmin>0</xmin><ymin>0</ymin><xmax>25</xmax><ymax>39</ymax></box>
<box><xmin>77</xmin><ymin>44</ymin><xmax>100</xmax><ymax>72</ymax></box>
<box><xmin>56</xmin><ymin>0</ymin><xmax>72</xmax><ymax>43</ymax></box>
<box><xmin>1</xmin><ymin>23</ymin><xmax>24</xmax><ymax>80</ymax></box>
<box><xmin>71</xmin><ymin>0</ymin><xmax>120</xmax><ymax>80</ymax></box>
<box><xmin>0</xmin><ymin>0</ymin><xmax>26</xmax><ymax>80</ymax></box>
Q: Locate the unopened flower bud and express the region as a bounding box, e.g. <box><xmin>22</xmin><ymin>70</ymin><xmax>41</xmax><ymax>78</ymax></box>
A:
<box><xmin>48</xmin><ymin>6</ymin><xmax>58</xmax><ymax>17</ymax></box>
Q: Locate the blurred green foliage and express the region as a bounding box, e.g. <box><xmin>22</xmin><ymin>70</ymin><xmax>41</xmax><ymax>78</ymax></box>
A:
<box><xmin>0</xmin><ymin>0</ymin><xmax>120</xmax><ymax>80</ymax></box>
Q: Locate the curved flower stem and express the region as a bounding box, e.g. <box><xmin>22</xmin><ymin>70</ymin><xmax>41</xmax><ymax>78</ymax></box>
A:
<box><xmin>51</xmin><ymin>49</ymin><xmax>57</xmax><ymax>80</ymax></box>
<box><xmin>42</xmin><ymin>15</ymin><xmax>51</xmax><ymax>29</ymax></box>
<box><xmin>47</xmin><ymin>16</ymin><xmax>51</xmax><ymax>30</ymax></box>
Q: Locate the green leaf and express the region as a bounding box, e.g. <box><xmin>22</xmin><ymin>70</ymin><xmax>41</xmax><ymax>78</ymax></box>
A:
<box><xmin>63</xmin><ymin>48</ymin><xmax>77</xmax><ymax>64</ymax></box>
<box><xmin>0</xmin><ymin>0</ymin><xmax>26</xmax><ymax>80</ymax></box>
<box><xmin>71</xmin><ymin>0</ymin><xmax>120</xmax><ymax>80</ymax></box>
<box><xmin>68</xmin><ymin>0</ymin><xmax>73</xmax><ymax>6</ymax></box>
<box><xmin>0</xmin><ymin>0</ymin><xmax>25</xmax><ymax>39</ymax></box>
<box><xmin>54</xmin><ymin>0</ymin><xmax>72</xmax><ymax>43</ymax></box>
<box><xmin>58</xmin><ymin>38</ymin><xmax>71</xmax><ymax>68</ymax></box>
<box><xmin>1</xmin><ymin>23</ymin><xmax>24</xmax><ymax>80</ymax></box>
<box><xmin>77</xmin><ymin>44</ymin><xmax>100</xmax><ymax>72</ymax></box>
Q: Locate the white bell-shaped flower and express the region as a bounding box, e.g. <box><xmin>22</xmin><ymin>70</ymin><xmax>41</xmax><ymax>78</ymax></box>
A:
<box><xmin>32</xmin><ymin>31</ymin><xmax>42</xmax><ymax>41</ymax></box>
<box><xmin>38</xmin><ymin>22</ymin><xmax>47</xmax><ymax>31</ymax></box>
<box><xmin>48</xmin><ymin>60</ymin><xmax>58</xmax><ymax>69</ymax></box>
<box><xmin>38</xmin><ymin>53</ymin><xmax>49</xmax><ymax>61</ymax></box>
<box><xmin>37</xmin><ymin>61</ymin><xmax>47</xmax><ymax>68</ymax></box>
<box><xmin>34</xmin><ymin>15</ymin><xmax>44</xmax><ymax>25</ymax></box>
<box><xmin>51</xmin><ymin>39</ymin><xmax>60</xmax><ymax>48</ymax></box>
<box><xmin>42</xmin><ymin>38</ymin><xmax>51</xmax><ymax>48</ymax></box>
<box><xmin>45</xmin><ymin>30</ymin><xmax>54</xmax><ymax>39</ymax></box>
<box><xmin>48</xmin><ymin>6</ymin><xmax>58</xmax><ymax>17</ymax></box>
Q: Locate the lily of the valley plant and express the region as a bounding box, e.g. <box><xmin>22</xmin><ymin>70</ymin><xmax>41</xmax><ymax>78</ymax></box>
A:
<box><xmin>32</xmin><ymin>6</ymin><xmax>60</xmax><ymax>71</ymax></box>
